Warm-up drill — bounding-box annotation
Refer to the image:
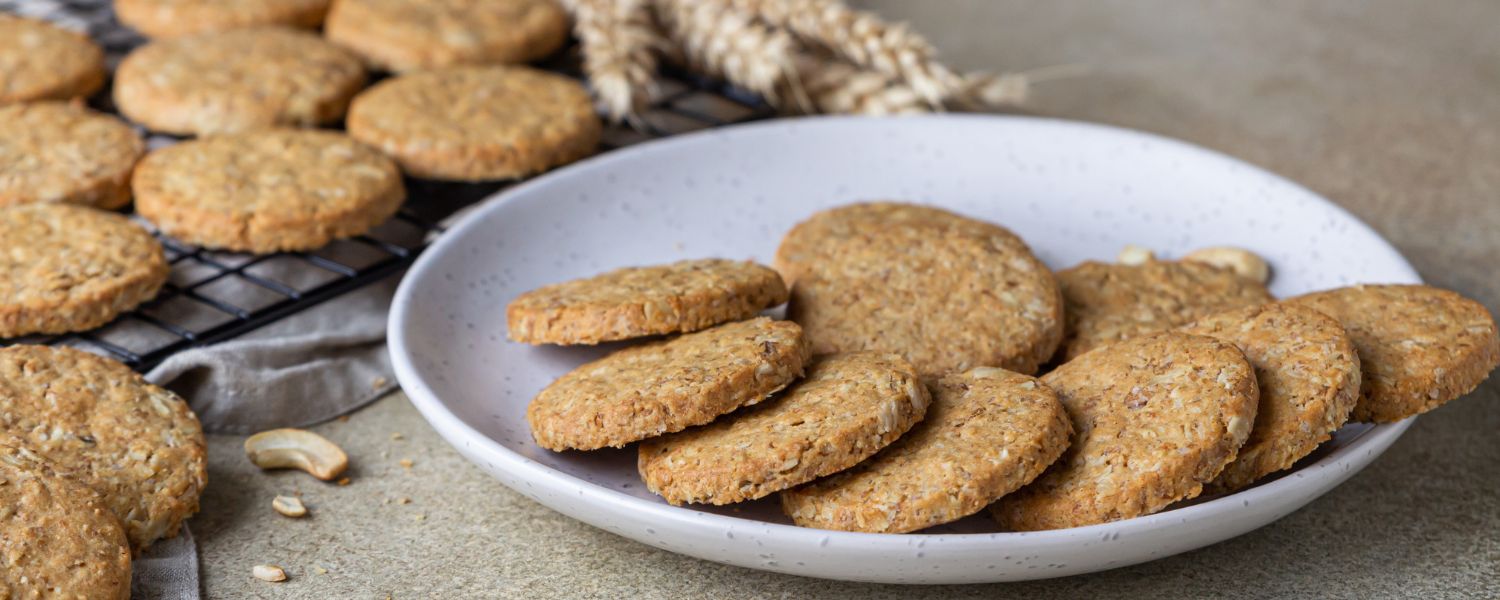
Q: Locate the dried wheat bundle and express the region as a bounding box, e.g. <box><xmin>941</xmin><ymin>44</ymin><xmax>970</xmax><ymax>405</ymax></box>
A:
<box><xmin>561</xmin><ymin>0</ymin><xmax>666</xmax><ymax>123</ymax></box>
<box><xmin>788</xmin><ymin>52</ymin><xmax>927</xmax><ymax>115</ymax></box>
<box><xmin>653</xmin><ymin>0</ymin><xmax>799</xmax><ymax>104</ymax></box>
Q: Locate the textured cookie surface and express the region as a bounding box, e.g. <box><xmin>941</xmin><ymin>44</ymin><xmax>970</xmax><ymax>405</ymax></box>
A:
<box><xmin>528</xmin><ymin>318</ymin><xmax>811</xmax><ymax>451</ymax></box>
<box><xmin>133</xmin><ymin>128</ymin><xmax>405</xmax><ymax>253</ymax></box>
<box><xmin>325</xmin><ymin>0</ymin><xmax>569</xmax><ymax>72</ymax></box>
<box><xmin>776</xmin><ymin>202</ymin><xmax>1064</xmax><ymax>378</ymax></box>
<box><xmin>1181</xmin><ymin>303</ymin><xmax>1361</xmax><ymax>492</ymax></box>
<box><xmin>348</xmin><ymin>66</ymin><xmax>600</xmax><ymax>181</ymax></box>
<box><xmin>781</xmin><ymin>367</ymin><xmax>1071</xmax><ymax>533</ymax></box>
<box><xmin>116</xmin><ymin>0</ymin><xmax>331</xmax><ymax>38</ymax></box>
<box><xmin>1287</xmin><ymin>284</ymin><xmax>1499</xmax><ymax>423</ymax></box>
<box><xmin>1056</xmin><ymin>259</ymin><xmax>1274</xmax><ymax>361</ymax></box>
<box><xmin>0</xmin><ymin>204</ymin><xmax>168</xmax><ymax>337</ymax></box>
<box><xmin>0</xmin><ymin>15</ymin><xmax>105</xmax><ymax>104</ymax></box>
<box><xmin>508</xmin><ymin>258</ymin><xmax>789</xmax><ymax>345</ymax></box>
<box><xmin>0</xmin><ymin>103</ymin><xmax>144</xmax><ymax>210</ymax></box>
<box><xmin>0</xmin><ymin>442</ymin><xmax>131</xmax><ymax>600</ymax></box>
<box><xmin>0</xmin><ymin>345</ymin><xmax>208</xmax><ymax>552</ymax></box>
<box><xmin>114</xmin><ymin>27</ymin><xmax>366</xmax><ymax>136</ymax></box>
<box><xmin>993</xmin><ymin>332</ymin><xmax>1258</xmax><ymax>531</ymax></box>
<box><xmin>639</xmin><ymin>352</ymin><xmax>929</xmax><ymax>505</ymax></box>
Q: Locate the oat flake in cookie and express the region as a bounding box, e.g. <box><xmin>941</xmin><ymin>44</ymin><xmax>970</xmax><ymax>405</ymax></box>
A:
<box><xmin>0</xmin><ymin>15</ymin><xmax>106</xmax><ymax>105</ymax></box>
<box><xmin>0</xmin><ymin>103</ymin><xmax>145</xmax><ymax>210</ymax></box>
<box><xmin>116</xmin><ymin>0</ymin><xmax>332</xmax><ymax>38</ymax></box>
<box><xmin>325</xmin><ymin>0</ymin><xmax>569</xmax><ymax>72</ymax></box>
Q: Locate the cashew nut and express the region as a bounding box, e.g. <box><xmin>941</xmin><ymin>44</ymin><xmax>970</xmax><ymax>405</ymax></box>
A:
<box><xmin>245</xmin><ymin>429</ymin><xmax>348</xmax><ymax>481</ymax></box>
<box><xmin>1116</xmin><ymin>244</ymin><xmax>1156</xmax><ymax>265</ymax></box>
<box><xmin>1182</xmin><ymin>246</ymin><xmax>1271</xmax><ymax>283</ymax></box>
<box><xmin>272</xmin><ymin>495</ymin><xmax>307</xmax><ymax>518</ymax></box>
<box><xmin>253</xmin><ymin>565</ymin><xmax>288</xmax><ymax>582</ymax></box>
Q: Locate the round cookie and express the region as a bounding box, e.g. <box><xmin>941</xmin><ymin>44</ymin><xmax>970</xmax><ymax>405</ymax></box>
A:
<box><xmin>775</xmin><ymin>202</ymin><xmax>1063</xmax><ymax>378</ymax></box>
<box><xmin>992</xmin><ymin>332</ymin><xmax>1259</xmax><ymax>531</ymax></box>
<box><xmin>0</xmin><ymin>204</ymin><xmax>169</xmax><ymax>337</ymax></box>
<box><xmin>116</xmin><ymin>0</ymin><xmax>331</xmax><ymax>38</ymax></box>
<box><xmin>325</xmin><ymin>0</ymin><xmax>569</xmax><ymax>72</ymax></box>
<box><xmin>1287</xmin><ymin>284</ymin><xmax>1500</xmax><ymax>423</ymax></box>
<box><xmin>508</xmin><ymin>258</ymin><xmax>789</xmax><ymax>345</ymax></box>
<box><xmin>0</xmin><ymin>345</ymin><xmax>208</xmax><ymax>552</ymax></box>
<box><xmin>0</xmin><ymin>103</ymin><xmax>145</xmax><ymax>209</ymax></box>
<box><xmin>114</xmin><ymin>27</ymin><xmax>366</xmax><ymax>136</ymax></box>
<box><xmin>1055</xmin><ymin>259</ymin><xmax>1274</xmax><ymax>361</ymax></box>
<box><xmin>1181</xmin><ymin>303</ymin><xmax>1361</xmax><ymax>492</ymax></box>
<box><xmin>347</xmin><ymin>66</ymin><xmax>600</xmax><ymax>181</ymax></box>
<box><xmin>0</xmin><ymin>442</ymin><xmax>132</xmax><ymax>600</ymax></box>
<box><xmin>639</xmin><ymin>352</ymin><xmax>929</xmax><ymax>506</ymax></box>
<box><xmin>0</xmin><ymin>15</ymin><xmax>106</xmax><ymax>105</ymax></box>
<box><xmin>781</xmin><ymin>367</ymin><xmax>1071</xmax><ymax>533</ymax></box>
<box><xmin>132</xmin><ymin>129</ymin><xmax>405</xmax><ymax>253</ymax></box>
<box><xmin>528</xmin><ymin>317</ymin><xmax>811</xmax><ymax>451</ymax></box>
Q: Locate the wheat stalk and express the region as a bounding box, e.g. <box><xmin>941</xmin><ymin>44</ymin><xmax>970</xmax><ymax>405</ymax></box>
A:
<box><xmin>789</xmin><ymin>52</ymin><xmax>928</xmax><ymax>115</ymax></box>
<box><xmin>561</xmin><ymin>0</ymin><xmax>665</xmax><ymax>123</ymax></box>
<box><xmin>654</xmin><ymin>0</ymin><xmax>799</xmax><ymax>104</ymax></box>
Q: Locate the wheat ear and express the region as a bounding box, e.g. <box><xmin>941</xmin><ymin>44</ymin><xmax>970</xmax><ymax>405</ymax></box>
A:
<box><xmin>654</xmin><ymin>0</ymin><xmax>800</xmax><ymax>104</ymax></box>
<box><xmin>788</xmin><ymin>52</ymin><xmax>928</xmax><ymax>115</ymax></box>
<box><xmin>562</xmin><ymin>0</ymin><xmax>665</xmax><ymax>123</ymax></box>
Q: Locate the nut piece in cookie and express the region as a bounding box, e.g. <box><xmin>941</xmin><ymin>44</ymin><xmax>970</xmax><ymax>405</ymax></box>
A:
<box><xmin>325</xmin><ymin>0</ymin><xmax>569</xmax><ymax>72</ymax></box>
<box><xmin>0</xmin><ymin>102</ymin><xmax>145</xmax><ymax>209</ymax></box>
<box><xmin>0</xmin><ymin>15</ymin><xmax>106</xmax><ymax>105</ymax></box>
<box><xmin>116</xmin><ymin>0</ymin><xmax>331</xmax><ymax>38</ymax></box>
<box><xmin>1286</xmin><ymin>284</ymin><xmax>1500</xmax><ymax>423</ymax></box>
<box><xmin>992</xmin><ymin>332</ymin><xmax>1259</xmax><ymax>531</ymax></box>
<box><xmin>528</xmin><ymin>317</ymin><xmax>810</xmax><ymax>451</ymax></box>
<box><xmin>781</xmin><ymin>367</ymin><xmax>1071</xmax><ymax>533</ymax></box>
<box><xmin>508</xmin><ymin>258</ymin><xmax>789</xmax><ymax>345</ymax></box>
<box><xmin>638</xmin><ymin>352</ymin><xmax>929</xmax><ymax>506</ymax></box>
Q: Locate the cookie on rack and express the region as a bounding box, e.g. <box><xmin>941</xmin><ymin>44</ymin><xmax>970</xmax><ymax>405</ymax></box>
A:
<box><xmin>528</xmin><ymin>317</ymin><xmax>810</xmax><ymax>451</ymax></box>
<box><xmin>781</xmin><ymin>367</ymin><xmax>1071</xmax><ymax>533</ymax></box>
<box><xmin>132</xmin><ymin>128</ymin><xmax>405</xmax><ymax>253</ymax></box>
<box><xmin>346</xmin><ymin>66</ymin><xmax>600</xmax><ymax>181</ymax></box>
<box><xmin>325</xmin><ymin>0</ymin><xmax>569</xmax><ymax>72</ymax></box>
<box><xmin>508</xmin><ymin>258</ymin><xmax>789</xmax><ymax>345</ymax></box>
<box><xmin>0</xmin><ymin>102</ymin><xmax>145</xmax><ymax>210</ymax></box>
<box><xmin>0</xmin><ymin>204</ymin><xmax>169</xmax><ymax>337</ymax></box>
<box><xmin>114</xmin><ymin>27</ymin><xmax>366</xmax><ymax>136</ymax></box>
<box><xmin>639</xmin><ymin>352</ymin><xmax>929</xmax><ymax>506</ymax></box>
<box><xmin>0</xmin><ymin>345</ymin><xmax>208</xmax><ymax>552</ymax></box>
<box><xmin>1286</xmin><ymin>284</ymin><xmax>1500</xmax><ymax>423</ymax></box>
<box><xmin>0</xmin><ymin>15</ymin><xmax>106</xmax><ymax>105</ymax></box>
<box><xmin>116</xmin><ymin>0</ymin><xmax>332</xmax><ymax>38</ymax></box>
<box><xmin>992</xmin><ymin>332</ymin><xmax>1258</xmax><ymax>531</ymax></box>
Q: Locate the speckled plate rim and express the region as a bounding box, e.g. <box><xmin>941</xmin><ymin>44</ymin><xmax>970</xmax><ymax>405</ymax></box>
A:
<box><xmin>389</xmin><ymin>114</ymin><xmax>1420</xmax><ymax>584</ymax></box>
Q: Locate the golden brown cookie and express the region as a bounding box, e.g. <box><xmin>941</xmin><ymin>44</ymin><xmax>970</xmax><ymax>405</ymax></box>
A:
<box><xmin>347</xmin><ymin>66</ymin><xmax>600</xmax><ymax>181</ymax></box>
<box><xmin>1056</xmin><ymin>259</ymin><xmax>1274</xmax><ymax>361</ymax></box>
<box><xmin>1181</xmin><ymin>303</ymin><xmax>1361</xmax><ymax>492</ymax></box>
<box><xmin>638</xmin><ymin>352</ymin><xmax>928</xmax><ymax>506</ymax></box>
<box><xmin>780</xmin><ymin>367</ymin><xmax>1071</xmax><ymax>533</ymax></box>
<box><xmin>116</xmin><ymin>0</ymin><xmax>331</xmax><ymax>38</ymax></box>
<box><xmin>132</xmin><ymin>128</ymin><xmax>405</xmax><ymax>253</ymax></box>
<box><xmin>0</xmin><ymin>102</ymin><xmax>145</xmax><ymax>209</ymax></box>
<box><xmin>114</xmin><ymin>27</ymin><xmax>366</xmax><ymax>136</ymax></box>
<box><xmin>0</xmin><ymin>204</ymin><xmax>169</xmax><ymax>337</ymax></box>
<box><xmin>1286</xmin><ymin>284</ymin><xmax>1500</xmax><ymax>423</ymax></box>
<box><xmin>528</xmin><ymin>318</ymin><xmax>810</xmax><ymax>451</ymax></box>
<box><xmin>508</xmin><ymin>258</ymin><xmax>789</xmax><ymax>345</ymax></box>
<box><xmin>0</xmin><ymin>441</ymin><xmax>132</xmax><ymax>600</ymax></box>
<box><xmin>992</xmin><ymin>332</ymin><xmax>1258</xmax><ymax>531</ymax></box>
<box><xmin>0</xmin><ymin>345</ymin><xmax>208</xmax><ymax>552</ymax></box>
<box><xmin>325</xmin><ymin>0</ymin><xmax>569</xmax><ymax>72</ymax></box>
<box><xmin>0</xmin><ymin>15</ymin><xmax>106</xmax><ymax>105</ymax></box>
<box><xmin>776</xmin><ymin>202</ymin><xmax>1064</xmax><ymax>379</ymax></box>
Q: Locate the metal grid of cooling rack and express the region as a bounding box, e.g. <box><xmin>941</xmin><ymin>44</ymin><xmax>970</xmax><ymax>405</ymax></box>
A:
<box><xmin>1</xmin><ymin>0</ymin><xmax>774</xmax><ymax>371</ymax></box>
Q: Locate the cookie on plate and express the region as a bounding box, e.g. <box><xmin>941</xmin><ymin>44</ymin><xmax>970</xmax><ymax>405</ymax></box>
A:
<box><xmin>0</xmin><ymin>441</ymin><xmax>132</xmax><ymax>599</ymax></box>
<box><xmin>0</xmin><ymin>15</ymin><xmax>106</xmax><ymax>105</ymax></box>
<box><xmin>0</xmin><ymin>204</ymin><xmax>169</xmax><ymax>337</ymax></box>
<box><xmin>508</xmin><ymin>258</ymin><xmax>789</xmax><ymax>345</ymax></box>
<box><xmin>775</xmin><ymin>202</ymin><xmax>1064</xmax><ymax>379</ymax></box>
<box><xmin>325</xmin><ymin>0</ymin><xmax>569</xmax><ymax>72</ymax></box>
<box><xmin>116</xmin><ymin>0</ymin><xmax>331</xmax><ymax>38</ymax></box>
<box><xmin>639</xmin><ymin>352</ymin><xmax>928</xmax><ymax>506</ymax></box>
<box><xmin>1055</xmin><ymin>259</ymin><xmax>1273</xmax><ymax>361</ymax></box>
<box><xmin>1181</xmin><ymin>303</ymin><xmax>1361</xmax><ymax>492</ymax></box>
<box><xmin>992</xmin><ymin>332</ymin><xmax>1258</xmax><ymax>531</ymax></box>
<box><xmin>132</xmin><ymin>128</ymin><xmax>405</xmax><ymax>253</ymax></box>
<box><xmin>0</xmin><ymin>103</ymin><xmax>145</xmax><ymax>209</ymax></box>
<box><xmin>346</xmin><ymin>66</ymin><xmax>600</xmax><ymax>181</ymax></box>
<box><xmin>0</xmin><ymin>345</ymin><xmax>208</xmax><ymax>552</ymax></box>
<box><xmin>114</xmin><ymin>27</ymin><xmax>366</xmax><ymax>136</ymax></box>
<box><xmin>528</xmin><ymin>317</ymin><xmax>810</xmax><ymax>451</ymax></box>
<box><xmin>781</xmin><ymin>367</ymin><xmax>1071</xmax><ymax>533</ymax></box>
<box><xmin>1287</xmin><ymin>284</ymin><xmax>1500</xmax><ymax>423</ymax></box>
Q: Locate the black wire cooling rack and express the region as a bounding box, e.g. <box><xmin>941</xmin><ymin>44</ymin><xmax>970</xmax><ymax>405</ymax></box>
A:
<box><xmin>1</xmin><ymin>0</ymin><xmax>774</xmax><ymax>372</ymax></box>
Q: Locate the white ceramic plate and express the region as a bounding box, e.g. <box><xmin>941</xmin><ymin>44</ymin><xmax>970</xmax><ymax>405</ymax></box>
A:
<box><xmin>389</xmin><ymin>115</ymin><xmax>1419</xmax><ymax>584</ymax></box>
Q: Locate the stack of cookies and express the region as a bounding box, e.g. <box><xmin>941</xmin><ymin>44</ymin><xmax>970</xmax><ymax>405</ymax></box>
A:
<box><xmin>513</xmin><ymin>201</ymin><xmax>1500</xmax><ymax>534</ymax></box>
